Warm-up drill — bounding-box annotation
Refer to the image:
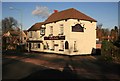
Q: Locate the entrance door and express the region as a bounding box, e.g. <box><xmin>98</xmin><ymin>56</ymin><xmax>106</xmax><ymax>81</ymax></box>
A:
<box><xmin>65</xmin><ymin>41</ymin><xmax>69</xmax><ymax>49</ymax></box>
<box><xmin>29</xmin><ymin>43</ymin><xmax>31</xmax><ymax>51</ymax></box>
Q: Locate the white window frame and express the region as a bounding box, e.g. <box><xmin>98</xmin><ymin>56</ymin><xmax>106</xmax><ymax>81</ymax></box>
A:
<box><xmin>40</xmin><ymin>29</ymin><xmax>45</xmax><ymax>35</ymax></box>
<box><xmin>30</xmin><ymin>31</ymin><xmax>32</xmax><ymax>38</ymax></box>
<box><xmin>50</xmin><ymin>26</ymin><xmax>53</xmax><ymax>35</ymax></box>
<box><xmin>60</xmin><ymin>24</ymin><xmax>64</xmax><ymax>35</ymax></box>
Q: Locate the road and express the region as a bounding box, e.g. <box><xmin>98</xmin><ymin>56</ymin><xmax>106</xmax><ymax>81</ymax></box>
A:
<box><xmin>2</xmin><ymin>58</ymin><xmax>48</xmax><ymax>80</ymax></box>
<box><xmin>2</xmin><ymin>52</ymin><xmax>120</xmax><ymax>80</ymax></box>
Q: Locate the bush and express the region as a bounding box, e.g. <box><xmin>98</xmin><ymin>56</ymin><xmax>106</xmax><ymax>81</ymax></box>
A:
<box><xmin>101</xmin><ymin>40</ymin><xmax>120</xmax><ymax>63</ymax></box>
<box><xmin>113</xmin><ymin>40</ymin><xmax>120</xmax><ymax>48</ymax></box>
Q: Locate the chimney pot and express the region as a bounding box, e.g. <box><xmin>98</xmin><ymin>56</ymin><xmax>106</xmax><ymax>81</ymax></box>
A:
<box><xmin>54</xmin><ymin>10</ymin><xmax>58</xmax><ymax>13</ymax></box>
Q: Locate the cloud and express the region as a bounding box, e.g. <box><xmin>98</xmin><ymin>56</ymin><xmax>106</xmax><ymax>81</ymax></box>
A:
<box><xmin>32</xmin><ymin>6</ymin><xmax>50</xmax><ymax>19</ymax></box>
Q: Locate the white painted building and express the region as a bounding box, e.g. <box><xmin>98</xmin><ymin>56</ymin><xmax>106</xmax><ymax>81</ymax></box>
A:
<box><xmin>27</xmin><ymin>8</ymin><xmax>97</xmax><ymax>55</ymax></box>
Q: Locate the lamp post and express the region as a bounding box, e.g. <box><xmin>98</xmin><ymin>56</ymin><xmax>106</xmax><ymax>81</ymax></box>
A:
<box><xmin>9</xmin><ymin>7</ymin><xmax>23</xmax><ymax>44</ymax></box>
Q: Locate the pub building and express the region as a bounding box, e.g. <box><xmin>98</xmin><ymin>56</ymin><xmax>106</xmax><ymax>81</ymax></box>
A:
<box><xmin>27</xmin><ymin>8</ymin><xmax>97</xmax><ymax>55</ymax></box>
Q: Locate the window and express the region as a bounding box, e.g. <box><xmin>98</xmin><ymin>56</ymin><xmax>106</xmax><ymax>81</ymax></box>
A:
<box><xmin>59</xmin><ymin>41</ymin><xmax>64</xmax><ymax>51</ymax></box>
<box><xmin>30</xmin><ymin>31</ymin><xmax>32</xmax><ymax>38</ymax></box>
<box><xmin>40</xmin><ymin>29</ymin><xmax>45</xmax><ymax>35</ymax></box>
<box><xmin>26</xmin><ymin>43</ymin><xmax>28</xmax><ymax>47</ymax></box>
<box><xmin>35</xmin><ymin>43</ymin><xmax>37</xmax><ymax>48</ymax></box>
<box><xmin>50</xmin><ymin>26</ymin><xmax>53</xmax><ymax>35</ymax></box>
<box><xmin>33</xmin><ymin>43</ymin><xmax>35</xmax><ymax>48</ymax></box>
<box><xmin>74</xmin><ymin>41</ymin><xmax>77</xmax><ymax>51</ymax></box>
<box><xmin>60</xmin><ymin>24</ymin><xmax>63</xmax><ymax>26</ymax></box>
<box><xmin>24</xmin><ymin>37</ymin><xmax>26</xmax><ymax>40</ymax></box>
<box><xmin>59</xmin><ymin>24</ymin><xmax>64</xmax><ymax>35</ymax></box>
<box><xmin>29</xmin><ymin>43</ymin><xmax>31</xmax><ymax>49</ymax></box>
<box><xmin>60</xmin><ymin>27</ymin><xmax>64</xmax><ymax>35</ymax></box>
<box><xmin>46</xmin><ymin>42</ymin><xmax>49</xmax><ymax>49</ymax></box>
<box><xmin>74</xmin><ymin>41</ymin><xmax>78</xmax><ymax>52</ymax></box>
<box><xmin>31</xmin><ymin>43</ymin><xmax>34</xmax><ymax>49</ymax></box>
<box><xmin>38</xmin><ymin>43</ymin><xmax>40</xmax><ymax>48</ymax></box>
<box><xmin>51</xmin><ymin>41</ymin><xmax>54</xmax><ymax>50</ymax></box>
<box><xmin>32</xmin><ymin>43</ymin><xmax>37</xmax><ymax>48</ymax></box>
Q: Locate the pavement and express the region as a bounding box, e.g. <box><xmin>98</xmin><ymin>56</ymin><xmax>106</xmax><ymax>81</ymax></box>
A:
<box><xmin>2</xmin><ymin>51</ymin><xmax>120</xmax><ymax>80</ymax></box>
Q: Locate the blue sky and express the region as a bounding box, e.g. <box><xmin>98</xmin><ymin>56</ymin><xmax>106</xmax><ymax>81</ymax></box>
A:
<box><xmin>2</xmin><ymin>2</ymin><xmax>118</xmax><ymax>30</ymax></box>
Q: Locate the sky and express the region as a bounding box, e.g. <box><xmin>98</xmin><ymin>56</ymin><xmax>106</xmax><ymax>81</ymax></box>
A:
<box><xmin>1</xmin><ymin>0</ymin><xmax>120</xmax><ymax>2</ymax></box>
<box><xmin>118</xmin><ymin>2</ymin><xmax>120</xmax><ymax>26</ymax></box>
<box><xmin>2</xmin><ymin>2</ymin><xmax>118</xmax><ymax>30</ymax></box>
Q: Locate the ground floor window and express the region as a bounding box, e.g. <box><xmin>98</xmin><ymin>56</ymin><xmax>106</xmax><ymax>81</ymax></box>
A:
<box><xmin>31</xmin><ymin>43</ymin><xmax>37</xmax><ymax>49</ymax></box>
<box><xmin>51</xmin><ymin>41</ymin><xmax>54</xmax><ymax>51</ymax></box>
<box><xmin>34</xmin><ymin>43</ymin><xmax>37</xmax><ymax>48</ymax></box>
<box><xmin>26</xmin><ymin>43</ymin><xmax>28</xmax><ymax>47</ymax></box>
<box><xmin>59</xmin><ymin>41</ymin><xmax>64</xmax><ymax>51</ymax></box>
<box><xmin>46</xmin><ymin>42</ymin><xmax>49</xmax><ymax>49</ymax></box>
<box><xmin>31</xmin><ymin>43</ymin><xmax>34</xmax><ymax>49</ymax></box>
<box><xmin>24</xmin><ymin>37</ymin><xmax>26</xmax><ymax>40</ymax></box>
<box><xmin>74</xmin><ymin>41</ymin><xmax>78</xmax><ymax>52</ymax></box>
<box><xmin>38</xmin><ymin>43</ymin><xmax>40</xmax><ymax>48</ymax></box>
<box><xmin>29</xmin><ymin>43</ymin><xmax>31</xmax><ymax>49</ymax></box>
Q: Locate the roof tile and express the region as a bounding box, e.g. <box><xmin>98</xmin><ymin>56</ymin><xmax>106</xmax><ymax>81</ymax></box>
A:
<box><xmin>44</xmin><ymin>8</ymin><xmax>97</xmax><ymax>24</ymax></box>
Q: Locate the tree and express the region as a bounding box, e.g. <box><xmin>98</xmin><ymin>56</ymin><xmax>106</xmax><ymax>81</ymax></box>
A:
<box><xmin>118</xmin><ymin>25</ymin><xmax>120</xmax><ymax>40</ymax></box>
<box><xmin>104</xmin><ymin>28</ymin><xmax>110</xmax><ymax>36</ymax></box>
<box><xmin>96</xmin><ymin>23</ymin><xmax>110</xmax><ymax>41</ymax></box>
<box><xmin>2</xmin><ymin>17</ymin><xmax>19</xmax><ymax>33</ymax></box>
<box><xmin>114</xmin><ymin>26</ymin><xmax>119</xmax><ymax>40</ymax></box>
<box><xmin>113</xmin><ymin>26</ymin><xmax>120</xmax><ymax>47</ymax></box>
<box><xmin>110</xmin><ymin>26</ymin><xmax>119</xmax><ymax>41</ymax></box>
<box><xmin>96</xmin><ymin>23</ymin><xmax>103</xmax><ymax>41</ymax></box>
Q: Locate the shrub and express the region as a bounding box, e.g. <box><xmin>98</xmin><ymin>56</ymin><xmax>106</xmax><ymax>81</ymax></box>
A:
<box><xmin>101</xmin><ymin>40</ymin><xmax>120</xmax><ymax>63</ymax></box>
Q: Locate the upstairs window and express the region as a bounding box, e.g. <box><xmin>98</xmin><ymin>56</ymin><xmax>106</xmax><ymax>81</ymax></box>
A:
<box><xmin>60</xmin><ymin>26</ymin><xmax>64</xmax><ymax>35</ymax></box>
<box><xmin>72</xmin><ymin>24</ymin><xmax>84</xmax><ymax>32</ymax></box>
<box><xmin>59</xmin><ymin>24</ymin><xmax>64</xmax><ymax>35</ymax></box>
<box><xmin>50</xmin><ymin>26</ymin><xmax>53</xmax><ymax>35</ymax></box>
<box><xmin>30</xmin><ymin>31</ymin><xmax>32</xmax><ymax>38</ymax></box>
<box><xmin>40</xmin><ymin>28</ymin><xmax>45</xmax><ymax>35</ymax></box>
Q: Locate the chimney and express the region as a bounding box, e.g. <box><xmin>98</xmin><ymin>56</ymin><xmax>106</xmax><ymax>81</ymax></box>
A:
<box><xmin>54</xmin><ymin>10</ymin><xmax>58</xmax><ymax>13</ymax></box>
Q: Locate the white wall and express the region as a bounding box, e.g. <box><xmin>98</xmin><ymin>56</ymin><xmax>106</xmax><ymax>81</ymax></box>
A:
<box><xmin>43</xmin><ymin>19</ymin><xmax>96</xmax><ymax>55</ymax></box>
<box><xmin>68</xmin><ymin>19</ymin><xmax>96</xmax><ymax>55</ymax></box>
<box><xmin>28</xmin><ymin>30</ymin><xmax>41</xmax><ymax>40</ymax></box>
<box><xmin>28</xmin><ymin>19</ymin><xmax>96</xmax><ymax>55</ymax></box>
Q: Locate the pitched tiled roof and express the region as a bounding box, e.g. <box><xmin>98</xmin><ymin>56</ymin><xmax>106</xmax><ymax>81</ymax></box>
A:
<box><xmin>23</xmin><ymin>30</ymin><xmax>27</xmax><ymax>35</ymax></box>
<box><xmin>44</xmin><ymin>8</ymin><xmax>97</xmax><ymax>24</ymax></box>
<box><xmin>28</xmin><ymin>22</ymin><xmax>44</xmax><ymax>31</ymax></box>
<box><xmin>10</xmin><ymin>31</ymin><xmax>20</xmax><ymax>36</ymax></box>
<box><xmin>3</xmin><ymin>30</ymin><xmax>20</xmax><ymax>37</ymax></box>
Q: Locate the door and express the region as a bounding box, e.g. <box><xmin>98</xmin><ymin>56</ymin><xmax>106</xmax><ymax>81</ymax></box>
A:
<box><xmin>65</xmin><ymin>41</ymin><xmax>69</xmax><ymax>49</ymax></box>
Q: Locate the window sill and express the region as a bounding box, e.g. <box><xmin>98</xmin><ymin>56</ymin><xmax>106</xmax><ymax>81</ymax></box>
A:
<box><xmin>58</xmin><ymin>34</ymin><xmax>64</xmax><ymax>36</ymax></box>
<box><xmin>50</xmin><ymin>49</ymin><xmax>54</xmax><ymax>51</ymax></box>
<box><xmin>73</xmin><ymin>50</ymin><xmax>78</xmax><ymax>52</ymax></box>
<box><xmin>59</xmin><ymin>49</ymin><xmax>64</xmax><ymax>51</ymax></box>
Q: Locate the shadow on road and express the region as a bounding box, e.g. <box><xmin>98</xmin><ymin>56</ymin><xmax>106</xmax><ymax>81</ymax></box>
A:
<box><xmin>20</xmin><ymin>63</ymin><xmax>83</xmax><ymax>80</ymax></box>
